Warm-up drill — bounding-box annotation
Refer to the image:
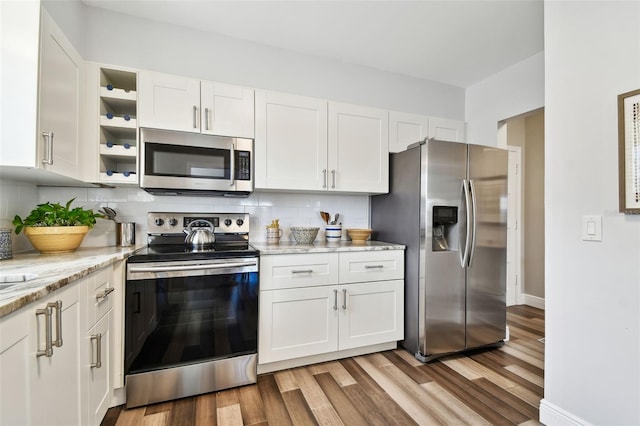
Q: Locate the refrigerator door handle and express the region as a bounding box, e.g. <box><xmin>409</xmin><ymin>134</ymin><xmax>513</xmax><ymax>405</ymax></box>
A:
<box><xmin>468</xmin><ymin>179</ymin><xmax>478</xmax><ymax>267</ymax></box>
<box><xmin>460</xmin><ymin>179</ymin><xmax>472</xmax><ymax>268</ymax></box>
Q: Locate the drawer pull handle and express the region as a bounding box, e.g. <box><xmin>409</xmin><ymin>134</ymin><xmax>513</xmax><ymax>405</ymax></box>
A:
<box><xmin>49</xmin><ymin>301</ymin><xmax>63</xmax><ymax>348</ymax></box>
<box><xmin>333</xmin><ymin>289</ymin><xmax>338</xmax><ymax>310</ymax></box>
<box><xmin>91</xmin><ymin>333</ymin><xmax>102</xmax><ymax>368</ymax></box>
<box><xmin>36</xmin><ymin>306</ymin><xmax>53</xmax><ymax>358</ymax></box>
<box><xmin>96</xmin><ymin>287</ymin><xmax>115</xmax><ymax>301</ymax></box>
<box><xmin>365</xmin><ymin>265</ymin><xmax>384</xmax><ymax>270</ymax></box>
<box><xmin>291</xmin><ymin>269</ymin><xmax>313</xmax><ymax>274</ymax></box>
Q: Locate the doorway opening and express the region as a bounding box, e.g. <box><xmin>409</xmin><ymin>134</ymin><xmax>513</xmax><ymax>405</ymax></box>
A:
<box><xmin>502</xmin><ymin>108</ymin><xmax>545</xmax><ymax>309</ymax></box>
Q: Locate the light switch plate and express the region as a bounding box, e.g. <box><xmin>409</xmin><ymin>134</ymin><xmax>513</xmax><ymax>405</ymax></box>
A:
<box><xmin>582</xmin><ymin>215</ymin><xmax>602</xmax><ymax>241</ymax></box>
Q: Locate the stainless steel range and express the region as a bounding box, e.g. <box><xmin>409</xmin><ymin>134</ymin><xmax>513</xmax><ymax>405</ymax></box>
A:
<box><xmin>124</xmin><ymin>212</ymin><xmax>258</xmax><ymax>408</ymax></box>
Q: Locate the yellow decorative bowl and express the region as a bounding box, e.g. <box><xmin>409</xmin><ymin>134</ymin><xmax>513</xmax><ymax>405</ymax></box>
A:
<box><xmin>24</xmin><ymin>226</ymin><xmax>89</xmax><ymax>254</ymax></box>
<box><xmin>347</xmin><ymin>228</ymin><xmax>372</xmax><ymax>244</ymax></box>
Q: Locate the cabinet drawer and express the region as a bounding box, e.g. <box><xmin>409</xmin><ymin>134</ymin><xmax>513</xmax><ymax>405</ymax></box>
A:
<box><xmin>260</xmin><ymin>253</ymin><xmax>339</xmax><ymax>290</ymax></box>
<box><xmin>339</xmin><ymin>250</ymin><xmax>404</xmax><ymax>284</ymax></box>
<box><xmin>86</xmin><ymin>267</ymin><xmax>113</xmax><ymax>328</ymax></box>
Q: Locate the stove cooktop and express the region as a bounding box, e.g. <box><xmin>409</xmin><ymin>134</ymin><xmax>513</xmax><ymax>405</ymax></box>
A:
<box><xmin>127</xmin><ymin>212</ymin><xmax>258</xmax><ymax>263</ymax></box>
<box><xmin>127</xmin><ymin>243</ymin><xmax>259</xmax><ymax>263</ymax></box>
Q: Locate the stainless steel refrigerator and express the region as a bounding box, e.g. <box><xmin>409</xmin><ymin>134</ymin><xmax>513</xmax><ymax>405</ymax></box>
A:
<box><xmin>371</xmin><ymin>139</ymin><xmax>508</xmax><ymax>362</ymax></box>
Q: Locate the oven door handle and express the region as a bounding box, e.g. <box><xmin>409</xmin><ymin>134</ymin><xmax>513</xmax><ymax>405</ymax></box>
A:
<box><xmin>129</xmin><ymin>260</ymin><xmax>257</xmax><ymax>274</ymax></box>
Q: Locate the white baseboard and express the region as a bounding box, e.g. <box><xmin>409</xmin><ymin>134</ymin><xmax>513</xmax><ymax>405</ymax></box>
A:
<box><xmin>523</xmin><ymin>294</ymin><xmax>545</xmax><ymax>310</ymax></box>
<box><xmin>540</xmin><ymin>399</ymin><xmax>591</xmax><ymax>425</ymax></box>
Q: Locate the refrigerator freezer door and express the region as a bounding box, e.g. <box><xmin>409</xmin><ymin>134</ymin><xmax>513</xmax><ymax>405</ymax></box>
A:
<box><xmin>466</xmin><ymin>145</ymin><xmax>508</xmax><ymax>349</ymax></box>
<box><xmin>421</xmin><ymin>140</ymin><xmax>468</xmax><ymax>358</ymax></box>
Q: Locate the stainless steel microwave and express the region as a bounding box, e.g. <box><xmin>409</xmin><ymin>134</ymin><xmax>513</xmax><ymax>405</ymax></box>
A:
<box><xmin>139</xmin><ymin>128</ymin><xmax>253</xmax><ymax>197</ymax></box>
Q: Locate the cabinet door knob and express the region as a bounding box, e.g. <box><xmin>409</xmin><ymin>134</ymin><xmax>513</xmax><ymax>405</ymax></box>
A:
<box><xmin>331</xmin><ymin>169</ymin><xmax>336</xmax><ymax>189</ymax></box>
<box><xmin>342</xmin><ymin>289</ymin><xmax>347</xmax><ymax>310</ymax></box>
<box><xmin>333</xmin><ymin>289</ymin><xmax>338</xmax><ymax>310</ymax></box>
<box><xmin>322</xmin><ymin>169</ymin><xmax>327</xmax><ymax>188</ymax></box>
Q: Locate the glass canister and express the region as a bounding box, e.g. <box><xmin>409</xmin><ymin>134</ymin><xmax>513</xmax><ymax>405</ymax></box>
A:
<box><xmin>0</xmin><ymin>228</ymin><xmax>13</xmax><ymax>259</ymax></box>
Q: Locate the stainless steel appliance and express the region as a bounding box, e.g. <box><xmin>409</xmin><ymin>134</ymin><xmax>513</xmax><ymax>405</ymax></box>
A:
<box><xmin>139</xmin><ymin>128</ymin><xmax>254</xmax><ymax>196</ymax></box>
<box><xmin>124</xmin><ymin>212</ymin><xmax>258</xmax><ymax>408</ymax></box>
<box><xmin>371</xmin><ymin>139</ymin><xmax>508</xmax><ymax>362</ymax></box>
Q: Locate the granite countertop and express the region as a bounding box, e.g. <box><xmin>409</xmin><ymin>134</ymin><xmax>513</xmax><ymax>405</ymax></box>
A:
<box><xmin>0</xmin><ymin>246</ymin><xmax>140</xmax><ymax>318</ymax></box>
<box><xmin>252</xmin><ymin>240</ymin><xmax>405</xmax><ymax>255</ymax></box>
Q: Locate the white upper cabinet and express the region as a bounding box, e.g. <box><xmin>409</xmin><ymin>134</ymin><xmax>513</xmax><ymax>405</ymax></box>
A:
<box><xmin>388</xmin><ymin>110</ymin><xmax>429</xmax><ymax>153</ymax></box>
<box><xmin>138</xmin><ymin>70</ymin><xmax>254</xmax><ymax>138</ymax></box>
<box><xmin>255</xmin><ymin>91</ymin><xmax>389</xmax><ymax>194</ymax></box>
<box><xmin>38</xmin><ymin>9</ymin><xmax>84</xmax><ymax>180</ymax></box>
<box><xmin>138</xmin><ymin>71</ymin><xmax>201</xmax><ymax>133</ymax></box>
<box><xmin>328</xmin><ymin>102</ymin><xmax>389</xmax><ymax>193</ymax></box>
<box><xmin>200</xmin><ymin>81</ymin><xmax>254</xmax><ymax>138</ymax></box>
<box><xmin>389</xmin><ymin>111</ymin><xmax>466</xmax><ymax>153</ymax></box>
<box><xmin>429</xmin><ymin>116</ymin><xmax>466</xmax><ymax>143</ymax></box>
<box><xmin>0</xmin><ymin>5</ymin><xmax>84</xmax><ymax>181</ymax></box>
<box><xmin>255</xmin><ymin>90</ymin><xmax>328</xmax><ymax>191</ymax></box>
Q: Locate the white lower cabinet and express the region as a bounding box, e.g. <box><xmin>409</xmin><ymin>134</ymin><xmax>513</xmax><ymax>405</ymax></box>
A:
<box><xmin>259</xmin><ymin>250</ymin><xmax>404</xmax><ymax>366</ymax></box>
<box><xmin>81</xmin><ymin>266</ymin><xmax>115</xmax><ymax>426</ymax></box>
<box><xmin>29</xmin><ymin>282</ymin><xmax>83</xmax><ymax>426</ymax></box>
<box><xmin>0</xmin><ymin>265</ymin><xmax>118</xmax><ymax>426</ymax></box>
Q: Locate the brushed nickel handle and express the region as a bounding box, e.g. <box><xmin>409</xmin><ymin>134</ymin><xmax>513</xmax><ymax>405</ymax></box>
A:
<box><xmin>96</xmin><ymin>287</ymin><xmax>115</xmax><ymax>301</ymax></box>
<box><xmin>193</xmin><ymin>105</ymin><xmax>198</xmax><ymax>129</ymax></box>
<box><xmin>49</xmin><ymin>301</ymin><xmax>63</xmax><ymax>348</ymax></box>
<box><xmin>322</xmin><ymin>169</ymin><xmax>327</xmax><ymax>188</ymax></box>
<box><xmin>365</xmin><ymin>265</ymin><xmax>384</xmax><ymax>270</ymax></box>
<box><xmin>333</xmin><ymin>289</ymin><xmax>338</xmax><ymax>310</ymax></box>
<box><xmin>342</xmin><ymin>289</ymin><xmax>347</xmax><ymax>310</ymax></box>
<box><xmin>42</xmin><ymin>132</ymin><xmax>54</xmax><ymax>165</ymax></box>
<box><xmin>331</xmin><ymin>169</ymin><xmax>336</xmax><ymax>189</ymax></box>
<box><xmin>90</xmin><ymin>333</ymin><xmax>102</xmax><ymax>368</ymax></box>
<box><xmin>205</xmin><ymin>107</ymin><xmax>209</xmax><ymax>130</ymax></box>
<box><xmin>36</xmin><ymin>306</ymin><xmax>53</xmax><ymax>357</ymax></box>
<box><xmin>291</xmin><ymin>269</ymin><xmax>313</xmax><ymax>274</ymax></box>
<box><xmin>229</xmin><ymin>146</ymin><xmax>235</xmax><ymax>186</ymax></box>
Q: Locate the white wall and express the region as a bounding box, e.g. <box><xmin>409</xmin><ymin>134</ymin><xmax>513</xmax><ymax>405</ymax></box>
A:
<box><xmin>465</xmin><ymin>51</ymin><xmax>544</xmax><ymax>147</ymax></box>
<box><xmin>0</xmin><ymin>179</ymin><xmax>40</xmax><ymax>253</ymax></box>
<box><xmin>541</xmin><ymin>1</ymin><xmax>640</xmax><ymax>425</ymax></box>
<box><xmin>63</xmin><ymin>2</ymin><xmax>464</xmax><ymax>119</ymax></box>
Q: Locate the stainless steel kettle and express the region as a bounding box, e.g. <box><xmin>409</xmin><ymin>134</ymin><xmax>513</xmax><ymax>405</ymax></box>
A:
<box><xmin>183</xmin><ymin>220</ymin><xmax>216</xmax><ymax>247</ymax></box>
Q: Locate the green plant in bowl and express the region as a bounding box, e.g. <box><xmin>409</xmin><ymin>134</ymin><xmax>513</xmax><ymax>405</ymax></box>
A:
<box><xmin>12</xmin><ymin>199</ymin><xmax>104</xmax><ymax>254</ymax></box>
<box><xmin>12</xmin><ymin>198</ymin><xmax>103</xmax><ymax>234</ymax></box>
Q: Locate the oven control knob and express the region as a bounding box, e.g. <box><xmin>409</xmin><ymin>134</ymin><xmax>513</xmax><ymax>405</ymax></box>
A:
<box><xmin>155</xmin><ymin>218</ymin><xmax>165</xmax><ymax>226</ymax></box>
<box><xmin>236</xmin><ymin>219</ymin><xmax>244</xmax><ymax>227</ymax></box>
<box><xmin>169</xmin><ymin>218</ymin><xmax>178</xmax><ymax>227</ymax></box>
<box><xmin>224</xmin><ymin>219</ymin><xmax>233</xmax><ymax>227</ymax></box>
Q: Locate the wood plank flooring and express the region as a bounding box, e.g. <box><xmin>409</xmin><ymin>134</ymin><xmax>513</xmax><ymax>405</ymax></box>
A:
<box><xmin>102</xmin><ymin>305</ymin><xmax>544</xmax><ymax>426</ymax></box>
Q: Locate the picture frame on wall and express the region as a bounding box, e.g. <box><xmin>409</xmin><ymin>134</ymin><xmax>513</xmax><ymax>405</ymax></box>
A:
<box><xmin>618</xmin><ymin>88</ymin><xmax>640</xmax><ymax>214</ymax></box>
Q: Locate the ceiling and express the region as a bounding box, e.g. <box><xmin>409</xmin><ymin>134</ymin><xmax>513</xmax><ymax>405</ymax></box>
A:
<box><xmin>81</xmin><ymin>0</ymin><xmax>544</xmax><ymax>88</ymax></box>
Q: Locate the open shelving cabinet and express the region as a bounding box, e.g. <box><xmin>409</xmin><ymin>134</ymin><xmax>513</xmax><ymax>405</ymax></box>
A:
<box><xmin>97</xmin><ymin>67</ymin><xmax>138</xmax><ymax>184</ymax></box>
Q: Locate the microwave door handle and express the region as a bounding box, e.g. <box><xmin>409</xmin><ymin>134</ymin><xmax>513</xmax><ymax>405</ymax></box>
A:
<box><xmin>229</xmin><ymin>145</ymin><xmax>235</xmax><ymax>186</ymax></box>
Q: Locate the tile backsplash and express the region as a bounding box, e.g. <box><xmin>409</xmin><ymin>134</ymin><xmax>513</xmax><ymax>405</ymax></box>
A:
<box><xmin>23</xmin><ymin>185</ymin><xmax>370</xmax><ymax>249</ymax></box>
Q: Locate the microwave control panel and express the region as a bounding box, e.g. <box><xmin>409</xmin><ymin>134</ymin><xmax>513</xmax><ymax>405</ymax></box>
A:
<box><xmin>236</xmin><ymin>151</ymin><xmax>251</xmax><ymax>180</ymax></box>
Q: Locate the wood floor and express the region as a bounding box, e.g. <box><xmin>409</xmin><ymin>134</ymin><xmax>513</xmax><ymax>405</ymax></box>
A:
<box><xmin>102</xmin><ymin>305</ymin><xmax>544</xmax><ymax>426</ymax></box>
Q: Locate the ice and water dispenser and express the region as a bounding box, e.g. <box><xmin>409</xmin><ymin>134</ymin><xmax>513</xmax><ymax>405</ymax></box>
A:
<box><xmin>432</xmin><ymin>206</ymin><xmax>458</xmax><ymax>252</ymax></box>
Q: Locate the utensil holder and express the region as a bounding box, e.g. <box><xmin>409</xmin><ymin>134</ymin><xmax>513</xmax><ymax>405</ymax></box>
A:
<box><xmin>266</xmin><ymin>228</ymin><xmax>282</xmax><ymax>245</ymax></box>
<box><xmin>325</xmin><ymin>224</ymin><xmax>342</xmax><ymax>244</ymax></box>
<box><xmin>116</xmin><ymin>222</ymin><xmax>135</xmax><ymax>247</ymax></box>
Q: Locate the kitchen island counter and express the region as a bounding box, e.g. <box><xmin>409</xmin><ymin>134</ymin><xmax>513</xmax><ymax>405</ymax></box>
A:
<box><xmin>252</xmin><ymin>240</ymin><xmax>405</xmax><ymax>255</ymax></box>
<box><xmin>0</xmin><ymin>246</ymin><xmax>140</xmax><ymax>317</ymax></box>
